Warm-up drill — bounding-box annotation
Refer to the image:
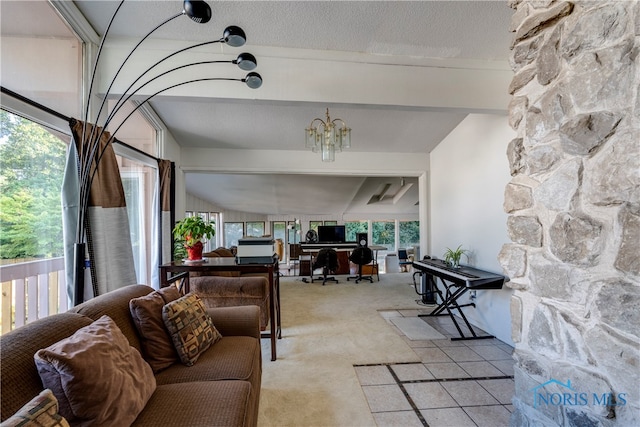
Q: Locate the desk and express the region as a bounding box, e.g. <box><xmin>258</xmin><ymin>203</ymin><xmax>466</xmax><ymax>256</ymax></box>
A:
<box><xmin>159</xmin><ymin>257</ymin><xmax>281</xmax><ymax>361</ymax></box>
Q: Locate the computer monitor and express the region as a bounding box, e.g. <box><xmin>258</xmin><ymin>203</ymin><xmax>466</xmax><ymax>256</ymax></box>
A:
<box><xmin>317</xmin><ymin>225</ymin><xmax>346</xmax><ymax>244</ymax></box>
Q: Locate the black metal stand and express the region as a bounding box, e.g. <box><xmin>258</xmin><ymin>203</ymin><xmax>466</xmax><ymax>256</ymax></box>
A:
<box><xmin>419</xmin><ymin>276</ymin><xmax>495</xmax><ymax>341</ymax></box>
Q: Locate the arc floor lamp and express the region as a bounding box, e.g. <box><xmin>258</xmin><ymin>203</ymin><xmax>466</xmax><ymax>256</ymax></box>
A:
<box><xmin>73</xmin><ymin>0</ymin><xmax>262</xmax><ymax>304</ymax></box>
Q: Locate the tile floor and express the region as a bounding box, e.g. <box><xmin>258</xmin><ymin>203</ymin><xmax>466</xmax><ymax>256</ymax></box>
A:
<box><xmin>355</xmin><ymin>309</ymin><xmax>515</xmax><ymax>427</ymax></box>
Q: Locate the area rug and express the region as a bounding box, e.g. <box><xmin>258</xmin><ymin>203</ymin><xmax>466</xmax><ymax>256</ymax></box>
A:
<box><xmin>390</xmin><ymin>316</ymin><xmax>447</xmax><ymax>340</ymax></box>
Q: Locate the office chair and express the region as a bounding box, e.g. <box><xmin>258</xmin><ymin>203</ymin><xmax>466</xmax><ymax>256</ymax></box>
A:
<box><xmin>398</xmin><ymin>248</ymin><xmax>412</xmax><ymax>272</ymax></box>
<box><xmin>311</xmin><ymin>248</ymin><xmax>339</xmax><ymax>285</ymax></box>
<box><xmin>347</xmin><ymin>246</ymin><xmax>374</xmax><ymax>283</ymax></box>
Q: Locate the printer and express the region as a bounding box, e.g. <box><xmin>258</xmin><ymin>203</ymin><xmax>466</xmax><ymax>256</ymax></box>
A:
<box><xmin>236</xmin><ymin>237</ymin><xmax>276</xmax><ymax>264</ymax></box>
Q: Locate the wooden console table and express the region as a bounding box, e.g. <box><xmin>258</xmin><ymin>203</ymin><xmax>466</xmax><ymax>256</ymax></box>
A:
<box><xmin>159</xmin><ymin>257</ymin><xmax>281</xmax><ymax>361</ymax></box>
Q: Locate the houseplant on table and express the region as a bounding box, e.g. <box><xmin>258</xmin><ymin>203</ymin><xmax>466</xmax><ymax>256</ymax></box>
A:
<box><xmin>173</xmin><ymin>216</ymin><xmax>216</xmax><ymax>261</ymax></box>
<box><xmin>443</xmin><ymin>245</ymin><xmax>468</xmax><ymax>269</ymax></box>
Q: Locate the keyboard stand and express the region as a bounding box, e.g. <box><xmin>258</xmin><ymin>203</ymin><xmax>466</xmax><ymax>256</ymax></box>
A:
<box><xmin>419</xmin><ymin>276</ymin><xmax>494</xmax><ymax>341</ymax></box>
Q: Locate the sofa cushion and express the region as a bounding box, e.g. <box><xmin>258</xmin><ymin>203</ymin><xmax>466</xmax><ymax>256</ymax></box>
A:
<box><xmin>1</xmin><ymin>389</ymin><xmax>69</xmax><ymax>427</ymax></box>
<box><xmin>132</xmin><ymin>381</ymin><xmax>251</xmax><ymax>427</ymax></box>
<box><xmin>34</xmin><ymin>315</ymin><xmax>156</xmax><ymax>426</ymax></box>
<box><xmin>129</xmin><ymin>286</ymin><xmax>181</xmax><ymax>372</ymax></box>
<box><xmin>162</xmin><ymin>293</ymin><xmax>222</xmax><ymax>366</ymax></box>
<box><xmin>154</xmin><ymin>336</ymin><xmax>260</xmax><ymax>385</ymax></box>
<box><xmin>69</xmin><ymin>284</ymin><xmax>154</xmax><ymax>353</ymax></box>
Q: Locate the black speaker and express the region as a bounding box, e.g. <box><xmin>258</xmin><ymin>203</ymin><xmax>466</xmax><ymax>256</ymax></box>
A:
<box><xmin>357</xmin><ymin>233</ymin><xmax>368</xmax><ymax>247</ymax></box>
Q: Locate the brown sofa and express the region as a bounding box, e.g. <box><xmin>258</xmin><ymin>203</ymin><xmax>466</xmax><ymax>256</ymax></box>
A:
<box><xmin>1</xmin><ymin>284</ymin><xmax>261</xmax><ymax>426</ymax></box>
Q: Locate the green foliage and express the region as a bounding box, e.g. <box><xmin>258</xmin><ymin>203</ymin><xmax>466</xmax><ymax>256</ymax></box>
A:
<box><xmin>0</xmin><ymin>111</ymin><xmax>66</xmax><ymax>258</ymax></box>
<box><xmin>443</xmin><ymin>245</ymin><xmax>467</xmax><ymax>267</ymax></box>
<box><xmin>345</xmin><ymin>221</ymin><xmax>367</xmax><ymax>241</ymax></box>
<box><xmin>173</xmin><ymin>216</ymin><xmax>215</xmax><ymax>248</ymax></box>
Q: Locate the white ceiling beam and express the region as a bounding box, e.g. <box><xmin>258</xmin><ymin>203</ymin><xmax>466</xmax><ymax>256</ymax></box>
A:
<box><xmin>97</xmin><ymin>40</ymin><xmax>512</xmax><ymax>113</ymax></box>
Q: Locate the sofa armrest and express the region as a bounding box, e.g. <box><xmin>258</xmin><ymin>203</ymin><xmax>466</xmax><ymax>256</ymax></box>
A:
<box><xmin>206</xmin><ymin>305</ymin><xmax>261</xmax><ymax>339</ymax></box>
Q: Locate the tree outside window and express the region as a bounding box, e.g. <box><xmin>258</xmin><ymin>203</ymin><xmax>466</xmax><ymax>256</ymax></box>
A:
<box><xmin>372</xmin><ymin>221</ymin><xmax>396</xmax><ymax>252</ymax></box>
<box><xmin>0</xmin><ymin>111</ymin><xmax>66</xmax><ymax>260</ymax></box>
<box><xmin>246</xmin><ymin>221</ymin><xmax>265</xmax><ymax>237</ymax></box>
<box><xmin>345</xmin><ymin>221</ymin><xmax>368</xmax><ymax>242</ymax></box>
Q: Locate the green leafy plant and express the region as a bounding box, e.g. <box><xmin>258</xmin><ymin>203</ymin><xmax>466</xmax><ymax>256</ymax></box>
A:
<box><xmin>443</xmin><ymin>245</ymin><xmax>467</xmax><ymax>268</ymax></box>
<box><xmin>172</xmin><ymin>216</ymin><xmax>215</xmax><ymax>248</ymax></box>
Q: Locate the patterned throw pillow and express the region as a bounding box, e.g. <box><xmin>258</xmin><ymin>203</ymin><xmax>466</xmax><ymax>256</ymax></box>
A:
<box><xmin>1</xmin><ymin>389</ymin><xmax>69</xmax><ymax>427</ymax></box>
<box><xmin>129</xmin><ymin>286</ymin><xmax>181</xmax><ymax>372</ymax></box>
<box><xmin>162</xmin><ymin>293</ymin><xmax>222</xmax><ymax>366</ymax></box>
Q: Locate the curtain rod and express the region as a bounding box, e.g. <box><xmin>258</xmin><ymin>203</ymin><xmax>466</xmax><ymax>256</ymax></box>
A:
<box><xmin>1</xmin><ymin>86</ymin><xmax>161</xmax><ymax>164</ymax></box>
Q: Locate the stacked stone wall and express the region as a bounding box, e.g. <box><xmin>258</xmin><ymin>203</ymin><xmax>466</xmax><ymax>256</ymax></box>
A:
<box><xmin>502</xmin><ymin>1</ymin><xmax>639</xmax><ymax>426</ymax></box>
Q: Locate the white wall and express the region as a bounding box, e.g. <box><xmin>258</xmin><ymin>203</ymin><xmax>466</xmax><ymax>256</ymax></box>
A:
<box><xmin>429</xmin><ymin>113</ymin><xmax>514</xmax><ymax>345</ymax></box>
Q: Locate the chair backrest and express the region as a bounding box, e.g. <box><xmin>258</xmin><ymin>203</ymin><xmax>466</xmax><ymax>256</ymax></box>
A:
<box><xmin>398</xmin><ymin>249</ymin><xmax>408</xmax><ymax>261</ymax></box>
<box><xmin>313</xmin><ymin>248</ymin><xmax>339</xmax><ymax>270</ymax></box>
<box><xmin>349</xmin><ymin>247</ymin><xmax>373</xmax><ymax>265</ymax></box>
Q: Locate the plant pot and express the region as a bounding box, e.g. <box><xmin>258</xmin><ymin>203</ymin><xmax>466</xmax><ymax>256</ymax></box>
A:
<box><xmin>186</xmin><ymin>241</ymin><xmax>204</xmax><ymax>261</ymax></box>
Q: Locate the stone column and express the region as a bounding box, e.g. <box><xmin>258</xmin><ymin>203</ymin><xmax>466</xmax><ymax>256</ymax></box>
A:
<box><xmin>502</xmin><ymin>1</ymin><xmax>639</xmax><ymax>426</ymax></box>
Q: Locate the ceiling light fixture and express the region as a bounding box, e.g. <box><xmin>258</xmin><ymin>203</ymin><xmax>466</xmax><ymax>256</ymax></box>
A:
<box><xmin>305</xmin><ymin>108</ymin><xmax>351</xmax><ymax>162</ymax></box>
<box><xmin>71</xmin><ymin>0</ymin><xmax>262</xmax><ymax>304</ymax></box>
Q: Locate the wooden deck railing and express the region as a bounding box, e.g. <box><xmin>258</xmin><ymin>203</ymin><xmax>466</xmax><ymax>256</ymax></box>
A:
<box><xmin>0</xmin><ymin>257</ymin><xmax>68</xmax><ymax>334</ymax></box>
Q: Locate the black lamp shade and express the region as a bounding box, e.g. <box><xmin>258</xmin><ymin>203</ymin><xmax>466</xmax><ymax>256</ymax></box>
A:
<box><xmin>183</xmin><ymin>0</ymin><xmax>211</xmax><ymax>23</ymax></box>
<box><xmin>235</xmin><ymin>53</ymin><xmax>257</xmax><ymax>70</ymax></box>
<box><xmin>244</xmin><ymin>72</ymin><xmax>262</xmax><ymax>89</ymax></box>
<box><xmin>224</xmin><ymin>26</ymin><xmax>247</xmax><ymax>47</ymax></box>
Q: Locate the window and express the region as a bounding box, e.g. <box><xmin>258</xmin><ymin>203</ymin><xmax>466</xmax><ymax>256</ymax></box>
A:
<box><xmin>287</xmin><ymin>220</ymin><xmax>301</xmax><ymax>245</ymax></box>
<box><xmin>372</xmin><ymin>221</ymin><xmax>396</xmax><ymax>252</ymax></box>
<box><xmin>224</xmin><ymin>223</ymin><xmax>244</xmax><ymax>247</ymax></box>
<box><xmin>272</xmin><ymin>221</ymin><xmax>286</xmax><ymax>242</ymax></box>
<box><xmin>246</xmin><ymin>221</ymin><xmax>265</xmax><ymax>237</ymax></box>
<box><xmin>0</xmin><ymin>112</ymin><xmax>67</xmax><ymax>261</ymax></box>
<box><xmin>324</xmin><ymin>220</ymin><xmax>338</xmax><ymax>225</ymax></box>
<box><xmin>399</xmin><ymin>221</ymin><xmax>420</xmax><ymax>250</ymax></box>
<box><xmin>345</xmin><ymin>221</ymin><xmax>368</xmax><ymax>242</ymax></box>
<box><xmin>111</xmin><ymin>103</ymin><xmax>157</xmax><ymax>286</ymax></box>
<box><xmin>309</xmin><ymin>221</ymin><xmax>323</xmax><ymax>232</ymax></box>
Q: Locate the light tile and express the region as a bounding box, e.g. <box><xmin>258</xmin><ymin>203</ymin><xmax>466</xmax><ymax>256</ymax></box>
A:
<box><xmin>391</xmin><ymin>363</ymin><xmax>435</xmax><ymax>381</ymax></box>
<box><xmin>463</xmin><ymin>405</ymin><xmax>512</xmax><ymax>427</ymax></box>
<box><xmin>398</xmin><ymin>309</ymin><xmax>422</xmax><ymax>317</ymax></box>
<box><xmin>404</xmin><ymin>382</ymin><xmax>458</xmax><ymax>410</ymax></box>
<box><xmin>490</xmin><ymin>360</ymin><xmax>515</xmax><ymax>376</ymax></box>
<box><xmin>458</xmin><ymin>361</ymin><xmax>505</xmax><ymax>378</ymax></box>
<box><xmin>414</xmin><ymin>347</ymin><xmax>453</xmax><ymax>363</ymax></box>
<box><xmin>433</xmin><ymin>339</ymin><xmax>467</xmax><ymax>348</ymax></box>
<box><xmin>355</xmin><ymin>365</ymin><xmax>396</xmax><ymax>385</ymax></box>
<box><xmin>372</xmin><ymin>410</ymin><xmax>424</xmax><ymax>427</ymax></box>
<box><xmin>441</xmin><ymin>346</ymin><xmax>484</xmax><ymax>362</ymax></box>
<box><xmin>362</xmin><ymin>385</ymin><xmax>413</xmax><ymax>412</ymax></box>
<box><xmin>466</xmin><ymin>344</ymin><xmax>513</xmax><ymax>361</ymax></box>
<box><xmin>420</xmin><ymin>407</ymin><xmax>476</xmax><ymax>427</ymax></box>
<box><xmin>441</xmin><ymin>381</ymin><xmax>500</xmax><ymax>406</ymax></box>
<box><xmin>477</xmin><ymin>378</ymin><xmax>515</xmax><ymax>405</ymax></box>
<box><xmin>424</xmin><ymin>362</ymin><xmax>470</xmax><ymax>379</ymax></box>
<box><xmin>378</xmin><ymin>310</ymin><xmax>403</xmax><ymax>319</ymax></box>
<box><xmin>504</xmin><ymin>404</ymin><xmax>515</xmax><ymax>413</ymax></box>
<box><xmin>403</xmin><ymin>337</ymin><xmax>438</xmax><ymax>348</ymax></box>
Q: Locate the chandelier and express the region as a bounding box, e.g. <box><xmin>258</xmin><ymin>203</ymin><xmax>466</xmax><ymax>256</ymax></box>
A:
<box><xmin>305</xmin><ymin>108</ymin><xmax>351</xmax><ymax>162</ymax></box>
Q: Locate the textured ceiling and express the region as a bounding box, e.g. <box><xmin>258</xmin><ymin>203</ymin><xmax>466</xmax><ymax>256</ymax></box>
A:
<box><xmin>4</xmin><ymin>1</ymin><xmax>515</xmax><ymax>216</ymax></box>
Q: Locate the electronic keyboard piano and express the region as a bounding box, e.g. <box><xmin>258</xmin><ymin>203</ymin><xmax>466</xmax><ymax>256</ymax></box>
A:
<box><xmin>413</xmin><ymin>258</ymin><xmax>507</xmax><ymax>341</ymax></box>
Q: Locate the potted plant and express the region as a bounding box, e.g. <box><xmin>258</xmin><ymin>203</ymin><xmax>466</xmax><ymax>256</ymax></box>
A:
<box><xmin>443</xmin><ymin>245</ymin><xmax>468</xmax><ymax>268</ymax></box>
<box><xmin>172</xmin><ymin>216</ymin><xmax>215</xmax><ymax>261</ymax></box>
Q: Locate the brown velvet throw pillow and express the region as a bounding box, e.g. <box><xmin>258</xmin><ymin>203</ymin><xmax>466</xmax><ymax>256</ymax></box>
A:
<box><xmin>34</xmin><ymin>315</ymin><xmax>156</xmax><ymax>427</ymax></box>
<box><xmin>129</xmin><ymin>286</ymin><xmax>181</xmax><ymax>372</ymax></box>
<box><xmin>162</xmin><ymin>293</ymin><xmax>221</xmax><ymax>366</ymax></box>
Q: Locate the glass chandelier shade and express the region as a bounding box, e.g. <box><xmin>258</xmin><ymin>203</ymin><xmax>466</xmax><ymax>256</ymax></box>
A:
<box><xmin>305</xmin><ymin>108</ymin><xmax>351</xmax><ymax>162</ymax></box>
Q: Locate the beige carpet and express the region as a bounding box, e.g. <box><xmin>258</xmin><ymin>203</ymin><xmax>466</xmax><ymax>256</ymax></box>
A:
<box><xmin>258</xmin><ymin>273</ymin><xmax>423</xmax><ymax>427</ymax></box>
